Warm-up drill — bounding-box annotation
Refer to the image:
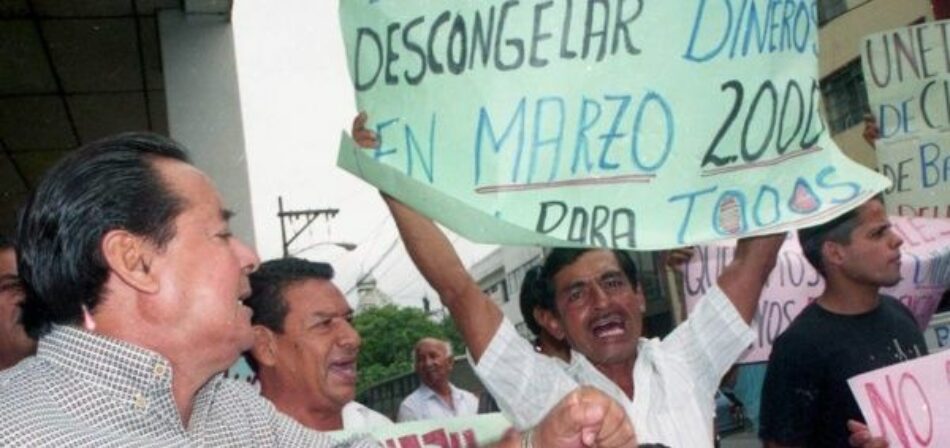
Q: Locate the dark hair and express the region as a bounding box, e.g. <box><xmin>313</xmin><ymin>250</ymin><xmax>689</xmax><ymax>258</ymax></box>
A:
<box><xmin>243</xmin><ymin>257</ymin><xmax>334</xmax><ymax>373</ymax></box>
<box><xmin>538</xmin><ymin>249</ymin><xmax>639</xmax><ymax>312</ymax></box>
<box><xmin>798</xmin><ymin>196</ymin><xmax>883</xmax><ymax>278</ymax></box>
<box><xmin>16</xmin><ymin>132</ymin><xmax>190</xmax><ymax>338</ymax></box>
<box><xmin>0</xmin><ymin>232</ymin><xmax>12</xmax><ymax>250</ymax></box>
<box><xmin>518</xmin><ymin>265</ymin><xmax>544</xmax><ymax>336</ymax></box>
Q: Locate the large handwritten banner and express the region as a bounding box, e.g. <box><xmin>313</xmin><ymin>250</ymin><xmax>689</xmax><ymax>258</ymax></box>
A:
<box><xmin>681</xmin><ymin>216</ymin><xmax>950</xmax><ymax>363</ymax></box>
<box><xmin>330</xmin><ymin>413</ymin><xmax>510</xmax><ymax>447</ymax></box>
<box><xmin>337</xmin><ymin>0</ymin><xmax>889</xmax><ymax>250</ymax></box>
<box><xmin>862</xmin><ymin>21</ymin><xmax>950</xmax><ymax>219</ymax></box>
<box><xmin>876</xmin><ymin>133</ymin><xmax>950</xmax><ymax>219</ymax></box>
<box><xmin>847</xmin><ymin>350</ymin><xmax>950</xmax><ymax>448</ymax></box>
<box><xmin>862</xmin><ymin>20</ymin><xmax>950</xmax><ymax>139</ymax></box>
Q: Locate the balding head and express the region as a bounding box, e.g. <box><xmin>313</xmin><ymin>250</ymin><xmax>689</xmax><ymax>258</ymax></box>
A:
<box><xmin>413</xmin><ymin>337</ymin><xmax>453</xmax><ymax>391</ymax></box>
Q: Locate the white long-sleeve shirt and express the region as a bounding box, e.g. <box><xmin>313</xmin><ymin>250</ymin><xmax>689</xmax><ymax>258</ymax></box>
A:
<box><xmin>472</xmin><ymin>285</ymin><xmax>754</xmax><ymax>447</ymax></box>
<box><xmin>397</xmin><ymin>383</ymin><xmax>479</xmax><ymax>422</ymax></box>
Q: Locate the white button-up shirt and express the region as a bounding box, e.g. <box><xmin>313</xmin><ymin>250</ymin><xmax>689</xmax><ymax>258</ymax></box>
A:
<box><xmin>472</xmin><ymin>285</ymin><xmax>754</xmax><ymax>447</ymax></box>
<box><xmin>397</xmin><ymin>383</ymin><xmax>479</xmax><ymax>422</ymax></box>
<box><xmin>342</xmin><ymin>402</ymin><xmax>393</xmax><ymax>430</ymax></box>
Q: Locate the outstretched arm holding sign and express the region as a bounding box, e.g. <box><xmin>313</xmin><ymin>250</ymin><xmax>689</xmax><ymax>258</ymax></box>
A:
<box><xmin>385</xmin><ymin>195</ymin><xmax>503</xmax><ymax>359</ymax></box>
<box><xmin>353</xmin><ymin>113</ymin><xmax>784</xmax><ymax>445</ymax></box>
<box><xmin>353</xmin><ymin>112</ymin><xmax>505</xmax><ymax>361</ymax></box>
<box><xmin>716</xmin><ymin>233</ymin><xmax>784</xmax><ymax>323</ymax></box>
<box><xmin>356</xmin><ymin>117</ymin><xmax>583</xmax><ymax>430</ymax></box>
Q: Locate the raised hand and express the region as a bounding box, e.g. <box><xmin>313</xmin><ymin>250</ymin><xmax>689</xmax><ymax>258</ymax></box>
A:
<box><xmin>351</xmin><ymin>112</ymin><xmax>379</xmax><ymax>148</ymax></box>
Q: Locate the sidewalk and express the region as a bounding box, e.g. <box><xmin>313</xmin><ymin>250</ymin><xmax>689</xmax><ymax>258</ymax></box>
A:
<box><xmin>720</xmin><ymin>429</ymin><xmax>760</xmax><ymax>448</ymax></box>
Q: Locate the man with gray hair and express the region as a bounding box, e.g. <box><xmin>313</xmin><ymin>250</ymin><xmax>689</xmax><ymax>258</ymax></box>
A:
<box><xmin>397</xmin><ymin>337</ymin><xmax>479</xmax><ymax>422</ymax></box>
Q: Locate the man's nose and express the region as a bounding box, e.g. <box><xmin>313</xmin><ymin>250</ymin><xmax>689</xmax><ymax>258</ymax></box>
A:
<box><xmin>890</xmin><ymin>231</ymin><xmax>904</xmax><ymax>250</ymax></box>
<box><xmin>590</xmin><ymin>283</ymin><xmax>610</xmax><ymax>309</ymax></box>
<box><xmin>339</xmin><ymin>322</ymin><xmax>361</xmax><ymax>351</ymax></box>
<box><xmin>235</xmin><ymin>238</ymin><xmax>261</xmax><ymax>274</ymax></box>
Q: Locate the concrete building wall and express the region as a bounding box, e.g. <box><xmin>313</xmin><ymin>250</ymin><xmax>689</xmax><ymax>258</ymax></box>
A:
<box><xmin>820</xmin><ymin>0</ymin><xmax>935</xmax><ymax>167</ymax></box>
<box><xmin>470</xmin><ymin>246</ymin><xmax>544</xmax><ymax>337</ymax></box>
<box><xmin>229</xmin><ymin>0</ymin><xmax>365</xmax><ymax>263</ymax></box>
<box><xmin>159</xmin><ymin>10</ymin><xmax>256</xmax><ymax>246</ymax></box>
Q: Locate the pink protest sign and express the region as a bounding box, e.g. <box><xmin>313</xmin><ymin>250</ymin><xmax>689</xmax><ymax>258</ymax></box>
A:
<box><xmin>681</xmin><ymin>217</ymin><xmax>950</xmax><ymax>363</ymax></box>
<box><xmin>847</xmin><ymin>350</ymin><xmax>950</xmax><ymax>448</ymax></box>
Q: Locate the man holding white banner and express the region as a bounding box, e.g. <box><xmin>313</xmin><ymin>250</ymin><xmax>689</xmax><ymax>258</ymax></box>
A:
<box><xmin>759</xmin><ymin>196</ymin><xmax>928</xmax><ymax>447</ymax></box>
<box><xmin>353</xmin><ymin>116</ymin><xmax>785</xmax><ymax>447</ymax></box>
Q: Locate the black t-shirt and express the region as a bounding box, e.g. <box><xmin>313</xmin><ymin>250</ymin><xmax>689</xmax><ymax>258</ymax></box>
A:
<box><xmin>758</xmin><ymin>296</ymin><xmax>927</xmax><ymax>447</ymax></box>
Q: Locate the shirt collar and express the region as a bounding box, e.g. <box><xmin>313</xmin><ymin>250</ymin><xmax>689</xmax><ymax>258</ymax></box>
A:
<box><xmin>417</xmin><ymin>382</ymin><xmax>458</xmax><ymax>401</ymax></box>
<box><xmin>38</xmin><ymin>325</ymin><xmax>175</xmax><ymax>399</ymax></box>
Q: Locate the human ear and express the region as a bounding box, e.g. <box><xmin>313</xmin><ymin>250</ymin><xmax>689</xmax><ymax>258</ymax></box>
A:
<box><xmin>822</xmin><ymin>241</ymin><xmax>846</xmax><ymax>271</ymax></box>
<box><xmin>101</xmin><ymin>230</ymin><xmax>159</xmax><ymax>294</ymax></box>
<box><xmin>250</xmin><ymin>326</ymin><xmax>278</xmax><ymax>368</ymax></box>
<box><xmin>535</xmin><ymin>307</ymin><xmax>567</xmax><ymax>341</ymax></box>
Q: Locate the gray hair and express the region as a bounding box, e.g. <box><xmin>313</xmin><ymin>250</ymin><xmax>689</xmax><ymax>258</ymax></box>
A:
<box><xmin>411</xmin><ymin>337</ymin><xmax>453</xmax><ymax>363</ymax></box>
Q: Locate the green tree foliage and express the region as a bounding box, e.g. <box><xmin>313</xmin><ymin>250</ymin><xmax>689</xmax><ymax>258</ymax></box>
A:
<box><xmin>438</xmin><ymin>314</ymin><xmax>465</xmax><ymax>355</ymax></box>
<box><xmin>353</xmin><ymin>304</ymin><xmax>465</xmax><ymax>392</ymax></box>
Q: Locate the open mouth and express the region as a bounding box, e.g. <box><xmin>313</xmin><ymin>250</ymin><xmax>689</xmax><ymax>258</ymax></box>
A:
<box><xmin>329</xmin><ymin>359</ymin><xmax>358</xmax><ymax>383</ymax></box>
<box><xmin>236</xmin><ymin>292</ymin><xmax>253</xmax><ymax>318</ymax></box>
<box><xmin>590</xmin><ymin>314</ymin><xmax>626</xmax><ymax>339</ymax></box>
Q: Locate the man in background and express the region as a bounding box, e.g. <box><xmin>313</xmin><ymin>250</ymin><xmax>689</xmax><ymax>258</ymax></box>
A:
<box><xmin>244</xmin><ymin>257</ymin><xmax>391</xmax><ymax>431</ymax></box>
<box><xmin>0</xmin><ymin>233</ymin><xmax>35</xmax><ymax>371</ymax></box>
<box><xmin>760</xmin><ymin>196</ymin><xmax>927</xmax><ymax>447</ymax></box>
<box><xmin>398</xmin><ymin>337</ymin><xmax>479</xmax><ymax>422</ymax></box>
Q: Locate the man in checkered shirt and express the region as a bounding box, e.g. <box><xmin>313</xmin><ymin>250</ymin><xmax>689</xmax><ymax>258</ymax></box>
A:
<box><xmin>0</xmin><ymin>133</ymin><xmax>636</xmax><ymax>447</ymax></box>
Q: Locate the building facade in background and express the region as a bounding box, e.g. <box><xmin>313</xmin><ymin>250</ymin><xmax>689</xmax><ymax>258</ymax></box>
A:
<box><xmin>818</xmin><ymin>0</ymin><xmax>935</xmax><ymax>167</ymax></box>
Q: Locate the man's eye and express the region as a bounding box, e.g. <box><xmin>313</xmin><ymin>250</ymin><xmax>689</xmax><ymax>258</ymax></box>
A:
<box><xmin>567</xmin><ymin>288</ymin><xmax>585</xmax><ymax>302</ymax></box>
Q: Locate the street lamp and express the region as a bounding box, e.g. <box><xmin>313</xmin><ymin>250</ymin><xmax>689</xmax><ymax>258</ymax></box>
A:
<box><xmin>290</xmin><ymin>241</ymin><xmax>358</xmax><ymax>257</ymax></box>
<box><xmin>278</xmin><ymin>196</ymin><xmax>344</xmax><ymax>257</ymax></box>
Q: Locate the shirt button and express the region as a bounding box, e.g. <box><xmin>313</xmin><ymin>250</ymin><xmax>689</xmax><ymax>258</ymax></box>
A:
<box><xmin>153</xmin><ymin>363</ymin><xmax>167</xmax><ymax>378</ymax></box>
<box><xmin>133</xmin><ymin>392</ymin><xmax>148</xmax><ymax>410</ymax></box>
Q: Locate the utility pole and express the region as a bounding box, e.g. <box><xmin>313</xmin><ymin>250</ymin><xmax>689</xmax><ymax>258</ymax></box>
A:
<box><xmin>278</xmin><ymin>196</ymin><xmax>340</xmax><ymax>257</ymax></box>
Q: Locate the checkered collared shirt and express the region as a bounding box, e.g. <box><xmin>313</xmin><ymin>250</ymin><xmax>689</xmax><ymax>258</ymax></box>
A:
<box><xmin>0</xmin><ymin>325</ymin><xmax>378</xmax><ymax>447</ymax></box>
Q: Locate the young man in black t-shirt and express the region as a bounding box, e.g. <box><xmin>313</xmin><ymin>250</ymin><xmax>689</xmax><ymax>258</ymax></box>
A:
<box><xmin>759</xmin><ymin>197</ymin><xmax>927</xmax><ymax>447</ymax></box>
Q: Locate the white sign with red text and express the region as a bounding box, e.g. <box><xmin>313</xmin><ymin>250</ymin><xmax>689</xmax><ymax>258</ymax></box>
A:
<box><xmin>847</xmin><ymin>350</ymin><xmax>950</xmax><ymax>448</ymax></box>
<box><xmin>330</xmin><ymin>413</ymin><xmax>510</xmax><ymax>447</ymax></box>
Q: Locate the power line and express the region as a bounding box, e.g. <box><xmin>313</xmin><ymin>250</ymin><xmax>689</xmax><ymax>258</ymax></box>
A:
<box><xmin>371</xmin><ymin>234</ymin><xmax>464</xmax><ymax>307</ymax></box>
<box><xmin>344</xmin><ymin>235</ymin><xmax>401</xmax><ymax>295</ymax></box>
<box><xmin>355</xmin><ymin>214</ymin><xmax>391</xmax><ymax>253</ymax></box>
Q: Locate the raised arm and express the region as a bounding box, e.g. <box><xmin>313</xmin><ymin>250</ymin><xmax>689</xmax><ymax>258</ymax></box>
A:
<box><xmin>383</xmin><ymin>196</ymin><xmax>503</xmax><ymax>360</ymax></box>
<box><xmin>352</xmin><ymin>113</ymin><xmax>503</xmax><ymax>361</ymax></box>
<box><xmin>716</xmin><ymin>232</ymin><xmax>785</xmax><ymax>323</ymax></box>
